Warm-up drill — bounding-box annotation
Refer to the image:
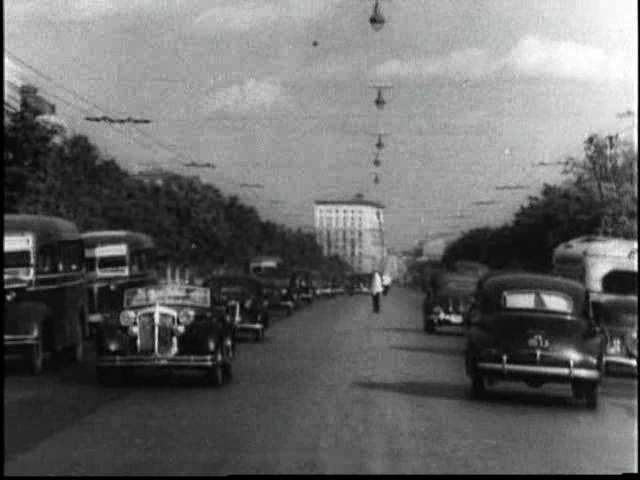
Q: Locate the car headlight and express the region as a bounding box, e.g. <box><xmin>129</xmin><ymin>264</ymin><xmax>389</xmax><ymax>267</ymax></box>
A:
<box><xmin>119</xmin><ymin>310</ymin><xmax>136</xmax><ymax>327</ymax></box>
<box><xmin>281</xmin><ymin>289</ymin><xmax>288</xmax><ymax>295</ymax></box>
<box><xmin>178</xmin><ymin>309</ymin><xmax>195</xmax><ymax>326</ymax></box>
<box><xmin>208</xmin><ymin>338</ymin><xmax>216</xmax><ymax>352</ymax></box>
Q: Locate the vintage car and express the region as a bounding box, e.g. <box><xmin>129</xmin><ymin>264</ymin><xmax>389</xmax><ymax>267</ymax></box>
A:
<box><xmin>253</xmin><ymin>269</ymin><xmax>298</xmax><ymax>315</ymax></box>
<box><xmin>591</xmin><ymin>295</ymin><xmax>637</xmax><ymax>376</ymax></box>
<box><xmin>346</xmin><ymin>273</ymin><xmax>371</xmax><ymax>295</ymax></box>
<box><xmin>290</xmin><ymin>269</ymin><xmax>318</xmax><ymax>305</ymax></box>
<box><xmin>95</xmin><ymin>278</ymin><xmax>234</xmax><ymax>386</ymax></box>
<box><xmin>205</xmin><ymin>274</ymin><xmax>270</xmax><ymax>342</ymax></box>
<box><xmin>423</xmin><ymin>271</ymin><xmax>477</xmax><ymax>333</ymax></box>
<box><xmin>465</xmin><ymin>272</ymin><xmax>606</xmax><ymax>408</ymax></box>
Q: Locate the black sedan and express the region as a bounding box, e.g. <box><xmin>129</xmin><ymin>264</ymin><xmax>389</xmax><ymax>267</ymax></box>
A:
<box><xmin>95</xmin><ymin>280</ymin><xmax>235</xmax><ymax>386</ymax></box>
<box><xmin>205</xmin><ymin>275</ymin><xmax>271</xmax><ymax>341</ymax></box>
<box><xmin>465</xmin><ymin>272</ymin><xmax>606</xmax><ymax>408</ymax></box>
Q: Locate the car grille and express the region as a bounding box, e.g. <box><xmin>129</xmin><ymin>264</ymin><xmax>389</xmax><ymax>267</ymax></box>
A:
<box><xmin>137</xmin><ymin>312</ymin><xmax>175</xmax><ymax>355</ymax></box>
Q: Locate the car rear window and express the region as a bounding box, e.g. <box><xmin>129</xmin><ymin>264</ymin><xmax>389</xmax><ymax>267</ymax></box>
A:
<box><xmin>502</xmin><ymin>290</ymin><xmax>573</xmax><ymax>313</ymax></box>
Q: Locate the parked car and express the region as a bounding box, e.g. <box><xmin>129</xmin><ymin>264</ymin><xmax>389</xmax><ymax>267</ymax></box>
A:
<box><xmin>465</xmin><ymin>272</ymin><xmax>606</xmax><ymax>408</ymax></box>
<box><xmin>290</xmin><ymin>269</ymin><xmax>316</xmax><ymax>305</ymax></box>
<box><xmin>205</xmin><ymin>274</ymin><xmax>270</xmax><ymax>342</ymax></box>
<box><xmin>253</xmin><ymin>270</ymin><xmax>297</xmax><ymax>315</ymax></box>
<box><xmin>95</xmin><ymin>276</ymin><xmax>234</xmax><ymax>386</ymax></box>
<box><xmin>423</xmin><ymin>271</ymin><xmax>477</xmax><ymax>333</ymax></box>
<box><xmin>346</xmin><ymin>273</ymin><xmax>371</xmax><ymax>295</ymax></box>
<box><xmin>591</xmin><ymin>295</ymin><xmax>637</xmax><ymax>376</ymax></box>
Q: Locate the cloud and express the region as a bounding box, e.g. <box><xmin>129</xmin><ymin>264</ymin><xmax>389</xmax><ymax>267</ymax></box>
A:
<box><xmin>373</xmin><ymin>35</ymin><xmax>631</xmax><ymax>83</ymax></box>
<box><xmin>506</xmin><ymin>35</ymin><xmax>627</xmax><ymax>82</ymax></box>
<box><xmin>374</xmin><ymin>48</ymin><xmax>500</xmax><ymax>80</ymax></box>
<box><xmin>193</xmin><ymin>0</ymin><xmax>341</xmax><ymax>32</ymax></box>
<box><xmin>205</xmin><ymin>78</ymin><xmax>288</xmax><ymax>113</ymax></box>
<box><xmin>7</xmin><ymin>0</ymin><xmax>178</xmax><ymax>22</ymax></box>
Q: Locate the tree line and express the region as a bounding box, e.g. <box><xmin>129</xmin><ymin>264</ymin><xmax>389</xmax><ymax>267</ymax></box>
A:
<box><xmin>442</xmin><ymin>132</ymin><xmax>637</xmax><ymax>272</ymax></box>
<box><xmin>4</xmin><ymin>105</ymin><xmax>351</xmax><ymax>278</ymax></box>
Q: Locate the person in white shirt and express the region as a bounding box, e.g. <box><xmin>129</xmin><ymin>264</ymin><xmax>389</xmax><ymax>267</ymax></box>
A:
<box><xmin>371</xmin><ymin>270</ymin><xmax>383</xmax><ymax>313</ymax></box>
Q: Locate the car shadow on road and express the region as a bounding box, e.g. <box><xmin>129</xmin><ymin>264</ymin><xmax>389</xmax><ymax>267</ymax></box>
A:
<box><xmin>389</xmin><ymin>345</ymin><xmax>465</xmax><ymax>357</ymax></box>
<box><xmin>376</xmin><ymin>327</ymin><xmax>466</xmax><ymax>337</ymax></box>
<box><xmin>376</xmin><ymin>327</ymin><xmax>424</xmax><ymax>334</ymax></box>
<box><xmin>352</xmin><ymin>379</ymin><xmax>595</xmax><ymax>409</ymax></box>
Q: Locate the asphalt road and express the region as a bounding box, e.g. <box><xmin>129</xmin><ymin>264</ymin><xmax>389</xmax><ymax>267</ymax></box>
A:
<box><xmin>4</xmin><ymin>288</ymin><xmax>638</xmax><ymax>474</ymax></box>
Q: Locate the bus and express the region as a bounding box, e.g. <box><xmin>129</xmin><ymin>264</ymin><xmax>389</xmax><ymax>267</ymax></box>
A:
<box><xmin>552</xmin><ymin>235</ymin><xmax>638</xmax><ymax>301</ymax></box>
<box><xmin>248</xmin><ymin>256</ymin><xmax>283</xmax><ymax>275</ymax></box>
<box><xmin>81</xmin><ymin>230</ymin><xmax>157</xmax><ymax>333</ymax></box>
<box><xmin>4</xmin><ymin>214</ymin><xmax>87</xmax><ymax>374</ymax></box>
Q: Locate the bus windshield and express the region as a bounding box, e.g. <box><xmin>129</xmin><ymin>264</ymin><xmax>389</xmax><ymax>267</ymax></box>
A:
<box><xmin>4</xmin><ymin>250</ymin><xmax>32</xmax><ymax>269</ymax></box>
<box><xmin>98</xmin><ymin>255</ymin><xmax>128</xmax><ymax>270</ymax></box>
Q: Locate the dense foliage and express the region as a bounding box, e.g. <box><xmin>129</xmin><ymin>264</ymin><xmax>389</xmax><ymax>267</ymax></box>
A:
<box><xmin>4</xmin><ymin>107</ymin><xmax>351</xmax><ymax>277</ymax></box>
<box><xmin>442</xmin><ymin>133</ymin><xmax>637</xmax><ymax>272</ymax></box>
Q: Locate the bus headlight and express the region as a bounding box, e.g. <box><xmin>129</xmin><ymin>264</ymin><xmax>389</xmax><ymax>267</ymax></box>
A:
<box><xmin>119</xmin><ymin>310</ymin><xmax>136</xmax><ymax>327</ymax></box>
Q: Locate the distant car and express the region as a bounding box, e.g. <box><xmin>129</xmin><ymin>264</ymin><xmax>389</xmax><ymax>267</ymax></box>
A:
<box><xmin>95</xmin><ymin>279</ymin><xmax>235</xmax><ymax>386</ymax></box>
<box><xmin>591</xmin><ymin>295</ymin><xmax>637</xmax><ymax>376</ymax></box>
<box><xmin>205</xmin><ymin>275</ymin><xmax>270</xmax><ymax>342</ymax></box>
<box><xmin>465</xmin><ymin>272</ymin><xmax>606</xmax><ymax>408</ymax></box>
<box><xmin>290</xmin><ymin>269</ymin><xmax>316</xmax><ymax>305</ymax></box>
<box><xmin>423</xmin><ymin>271</ymin><xmax>477</xmax><ymax>333</ymax></box>
<box><xmin>254</xmin><ymin>272</ymin><xmax>297</xmax><ymax>316</ymax></box>
<box><xmin>346</xmin><ymin>274</ymin><xmax>371</xmax><ymax>295</ymax></box>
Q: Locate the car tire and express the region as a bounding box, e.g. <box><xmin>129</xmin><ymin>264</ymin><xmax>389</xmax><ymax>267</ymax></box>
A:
<box><xmin>72</xmin><ymin>314</ymin><xmax>84</xmax><ymax>363</ymax></box>
<box><xmin>29</xmin><ymin>335</ymin><xmax>44</xmax><ymax>375</ymax></box>
<box><xmin>222</xmin><ymin>362</ymin><xmax>233</xmax><ymax>382</ymax></box>
<box><xmin>424</xmin><ymin>319</ymin><xmax>435</xmax><ymax>334</ymax></box>
<box><xmin>208</xmin><ymin>352</ymin><xmax>224</xmax><ymax>386</ymax></box>
<box><xmin>470</xmin><ymin>372</ymin><xmax>486</xmax><ymax>398</ymax></box>
<box><xmin>96</xmin><ymin>367</ymin><xmax>122</xmax><ymax>386</ymax></box>
<box><xmin>584</xmin><ymin>382</ymin><xmax>599</xmax><ymax>409</ymax></box>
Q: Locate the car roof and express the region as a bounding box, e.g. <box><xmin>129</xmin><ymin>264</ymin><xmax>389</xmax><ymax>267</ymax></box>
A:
<box><xmin>4</xmin><ymin>214</ymin><xmax>81</xmax><ymax>244</ymax></box>
<box><xmin>481</xmin><ymin>272</ymin><xmax>585</xmax><ymax>295</ymax></box>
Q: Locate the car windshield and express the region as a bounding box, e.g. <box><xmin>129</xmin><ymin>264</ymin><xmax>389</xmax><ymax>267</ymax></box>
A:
<box><xmin>502</xmin><ymin>290</ymin><xmax>573</xmax><ymax>313</ymax></box>
<box><xmin>98</xmin><ymin>255</ymin><xmax>128</xmax><ymax>270</ymax></box>
<box><xmin>4</xmin><ymin>250</ymin><xmax>32</xmax><ymax>269</ymax></box>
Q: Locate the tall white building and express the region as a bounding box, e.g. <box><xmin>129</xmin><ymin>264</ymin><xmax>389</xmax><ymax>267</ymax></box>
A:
<box><xmin>314</xmin><ymin>195</ymin><xmax>385</xmax><ymax>274</ymax></box>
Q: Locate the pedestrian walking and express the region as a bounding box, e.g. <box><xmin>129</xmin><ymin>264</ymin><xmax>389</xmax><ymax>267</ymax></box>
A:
<box><xmin>371</xmin><ymin>270</ymin><xmax>383</xmax><ymax>313</ymax></box>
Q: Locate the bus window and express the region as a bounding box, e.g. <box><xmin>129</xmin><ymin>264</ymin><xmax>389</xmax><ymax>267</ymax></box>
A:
<box><xmin>59</xmin><ymin>241</ymin><xmax>83</xmax><ymax>272</ymax></box>
<box><xmin>98</xmin><ymin>255</ymin><xmax>127</xmax><ymax>270</ymax></box>
<box><xmin>602</xmin><ymin>270</ymin><xmax>638</xmax><ymax>296</ymax></box>
<box><xmin>37</xmin><ymin>245</ymin><xmax>57</xmax><ymax>274</ymax></box>
<box><xmin>5</xmin><ymin>250</ymin><xmax>31</xmax><ymax>269</ymax></box>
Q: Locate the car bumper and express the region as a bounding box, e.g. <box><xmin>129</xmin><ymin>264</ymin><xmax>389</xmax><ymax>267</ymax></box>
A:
<box><xmin>96</xmin><ymin>354</ymin><xmax>222</xmax><ymax>368</ymax></box>
<box><xmin>4</xmin><ymin>334</ymin><xmax>39</xmax><ymax>348</ymax></box>
<box><xmin>604</xmin><ymin>355</ymin><xmax>637</xmax><ymax>375</ymax></box>
<box><xmin>476</xmin><ymin>359</ymin><xmax>600</xmax><ymax>381</ymax></box>
<box><xmin>235</xmin><ymin>323</ymin><xmax>264</xmax><ymax>332</ymax></box>
<box><xmin>429</xmin><ymin>313</ymin><xmax>464</xmax><ymax>326</ymax></box>
<box><xmin>88</xmin><ymin>313</ymin><xmax>105</xmax><ymax>324</ymax></box>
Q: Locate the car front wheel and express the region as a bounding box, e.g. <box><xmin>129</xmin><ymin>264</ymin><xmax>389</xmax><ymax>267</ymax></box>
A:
<box><xmin>470</xmin><ymin>372</ymin><xmax>486</xmax><ymax>398</ymax></box>
<box><xmin>30</xmin><ymin>335</ymin><xmax>44</xmax><ymax>375</ymax></box>
<box><xmin>207</xmin><ymin>352</ymin><xmax>224</xmax><ymax>386</ymax></box>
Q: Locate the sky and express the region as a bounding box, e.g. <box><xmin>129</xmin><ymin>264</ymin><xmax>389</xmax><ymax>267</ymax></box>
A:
<box><xmin>4</xmin><ymin>0</ymin><xmax>638</xmax><ymax>251</ymax></box>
